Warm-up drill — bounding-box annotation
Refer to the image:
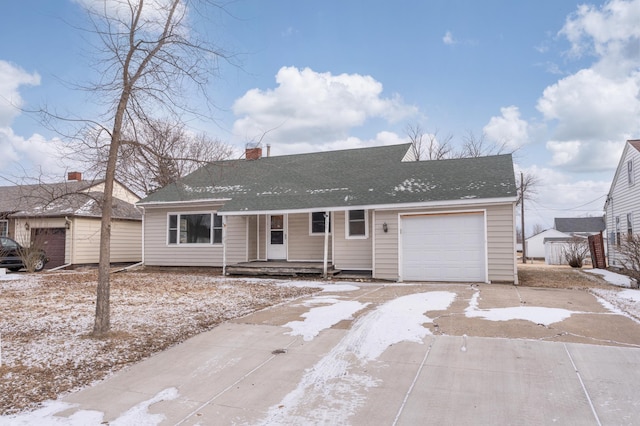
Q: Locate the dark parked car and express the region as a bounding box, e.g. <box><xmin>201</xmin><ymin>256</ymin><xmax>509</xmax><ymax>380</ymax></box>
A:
<box><xmin>0</xmin><ymin>236</ymin><xmax>48</xmax><ymax>272</ymax></box>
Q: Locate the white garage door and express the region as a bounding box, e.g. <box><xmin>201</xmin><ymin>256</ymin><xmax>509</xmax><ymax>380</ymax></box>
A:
<box><xmin>401</xmin><ymin>212</ymin><xmax>486</xmax><ymax>282</ymax></box>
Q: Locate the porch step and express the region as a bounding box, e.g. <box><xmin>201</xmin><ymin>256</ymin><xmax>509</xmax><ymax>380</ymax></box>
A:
<box><xmin>226</xmin><ymin>261</ymin><xmax>339</xmax><ymax>277</ymax></box>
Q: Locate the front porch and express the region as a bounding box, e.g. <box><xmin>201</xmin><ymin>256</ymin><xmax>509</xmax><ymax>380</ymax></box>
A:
<box><xmin>225</xmin><ymin>261</ymin><xmax>341</xmax><ymax>277</ymax></box>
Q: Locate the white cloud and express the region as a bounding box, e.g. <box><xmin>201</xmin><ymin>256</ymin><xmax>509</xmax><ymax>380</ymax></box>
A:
<box><xmin>545</xmin><ymin>138</ymin><xmax>624</xmax><ymax>172</ymax></box>
<box><xmin>515</xmin><ymin>164</ymin><xmax>610</xmax><ymax>231</ymax></box>
<box><xmin>443</xmin><ymin>31</ymin><xmax>456</xmax><ymax>45</ymax></box>
<box><xmin>0</xmin><ymin>60</ymin><xmax>40</xmax><ymax>127</ymax></box>
<box><xmin>483</xmin><ymin>106</ymin><xmax>529</xmax><ymax>149</ymax></box>
<box><xmin>535</xmin><ymin>0</ymin><xmax>640</xmax><ymax>174</ymax></box>
<box><xmin>537</xmin><ymin>69</ymin><xmax>640</xmax><ymax>141</ymax></box>
<box><xmin>560</xmin><ymin>0</ymin><xmax>640</xmax><ymax>76</ymax></box>
<box><xmin>232</xmin><ymin>66</ymin><xmax>417</xmax><ymax>148</ymax></box>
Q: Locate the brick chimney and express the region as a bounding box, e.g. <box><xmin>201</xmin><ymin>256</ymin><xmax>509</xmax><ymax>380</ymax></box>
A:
<box><xmin>245</xmin><ymin>145</ymin><xmax>262</xmax><ymax>160</ymax></box>
<box><xmin>67</xmin><ymin>171</ymin><xmax>82</xmax><ymax>181</ymax></box>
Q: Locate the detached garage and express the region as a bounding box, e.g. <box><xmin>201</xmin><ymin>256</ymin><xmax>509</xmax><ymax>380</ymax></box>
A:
<box><xmin>401</xmin><ymin>212</ymin><xmax>487</xmax><ymax>282</ymax></box>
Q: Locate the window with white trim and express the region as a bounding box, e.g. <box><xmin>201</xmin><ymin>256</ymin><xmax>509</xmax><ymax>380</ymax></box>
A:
<box><xmin>0</xmin><ymin>220</ymin><xmax>7</xmax><ymax>237</ymax></box>
<box><xmin>627</xmin><ymin>212</ymin><xmax>633</xmax><ymax>239</ymax></box>
<box><xmin>310</xmin><ymin>211</ymin><xmax>331</xmax><ymax>235</ymax></box>
<box><xmin>168</xmin><ymin>213</ymin><xmax>222</xmax><ymax>245</ymax></box>
<box><xmin>628</xmin><ymin>160</ymin><xmax>635</xmax><ymax>186</ymax></box>
<box><xmin>347</xmin><ymin>209</ymin><xmax>368</xmax><ymax>238</ymax></box>
<box><xmin>616</xmin><ymin>216</ymin><xmax>621</xmax><ymax>246</ymax></box>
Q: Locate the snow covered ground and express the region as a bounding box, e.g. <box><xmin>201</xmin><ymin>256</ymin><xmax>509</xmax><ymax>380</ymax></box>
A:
<box><xmin>2</xmin><ymin>268</ymin><xmax>640</xmax><ymax>424</ymax></box>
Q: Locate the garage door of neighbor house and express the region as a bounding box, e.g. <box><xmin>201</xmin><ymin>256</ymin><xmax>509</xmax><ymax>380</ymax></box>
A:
<box><xmin>33</xmin><ymin>228</ymin><xmax>66</xmax><ymax>269</ymax></box>
<box><xmin>401</xmin><ymin>212</ymin><xmax>486</xmax><ymax>282</ymax></box>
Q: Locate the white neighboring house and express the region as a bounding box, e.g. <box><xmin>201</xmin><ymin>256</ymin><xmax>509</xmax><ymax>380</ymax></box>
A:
<box><xmin>605</xmin><ymin>139</ymin><xmax>640</xmax><ymax>269</ymax></box>
<box><xmin>525</xmin><ymin>229</ymin><xmax>570</xmax><ymax>259</ymax></box>
<box><xmin>525</xmin><ymin>216</ymin><xmax>606</xmax><ymax>265</ymax></box>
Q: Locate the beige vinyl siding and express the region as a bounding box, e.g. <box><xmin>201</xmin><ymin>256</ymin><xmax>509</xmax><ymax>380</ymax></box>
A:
<box><xmin>70</xmin><ymin>218</ymin><xmax>142</xmax><ymax>264</ymax></box>
<box><xmin>225</xmin><ymin>216</ymin><xmax>247</xmax><ymax>264</ymax></box>
<box><xmin>373</xmin><ymin>203</ymin><xmax>516</xmax><ymax>283</ymax></box>
<box><xmin>485</xmin><ymin>203</ymin><xmax>517</xmax><ymax>282</ymax></box>
<box><xmin>373</xmin><ymin>210</ymin><xmax>399</xmax><ymax>280</ymax></box>
<box><xmin>287</xmin><ymin>213</ymin><xmax>332</xmax><ymax>261</ymax></box>
<box><xmin>143</xmin><ymin>205</ymin><xmax>224</xmax><ymax>267</ymax></box>
<box><xmin>333</xmin><ymin>210</ymin><xmax>372</xmax><ymax>270</ymax></box>
<box><xmin>606</xmin><ymin>144</ymin><xmax>640</xmax><ymax>267</ymax></box>
<box><xmin>86</xmin><ymin>181</ymin><xmax>140</xmax><ymax>204</ymax></box>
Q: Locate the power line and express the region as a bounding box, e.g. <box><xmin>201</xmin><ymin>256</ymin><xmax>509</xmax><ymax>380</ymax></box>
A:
<box><xmin>528</xmin><ymin>194</ymin><xmax>606</xmax><ymax>212</ymax></box>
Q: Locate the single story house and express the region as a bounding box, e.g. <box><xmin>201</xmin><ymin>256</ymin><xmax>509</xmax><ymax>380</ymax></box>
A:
<box><xmin>0</xmin><ymin>173</ymin><xmax>142</xmax><ymax>269</ymax></box>
<box><xmin>138</xmin><ymin>143</ymin><xmax>518</xmax><ymax>283</ymax></box>
<box><xmin>605</xmin><ymin>139</ymin><xmax>640</xmax><ymax>268</ymax></box>
<box><xmin>554</xmin><ymin>217</ymin><xmax>605</xmax><ymax>237</ymax></box>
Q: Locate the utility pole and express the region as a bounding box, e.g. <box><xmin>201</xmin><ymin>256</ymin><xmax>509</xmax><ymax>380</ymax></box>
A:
<box><xmin>521</xmin><ymin>171</ymin><xmax>526</xmax><ymax>264</ymax></box>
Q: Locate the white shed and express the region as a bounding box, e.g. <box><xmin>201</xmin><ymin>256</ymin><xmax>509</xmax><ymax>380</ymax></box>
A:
<box><xmin>525</xmin><ymin>229</ymin><xmax>571</xmax><ymax>259</ymax></box>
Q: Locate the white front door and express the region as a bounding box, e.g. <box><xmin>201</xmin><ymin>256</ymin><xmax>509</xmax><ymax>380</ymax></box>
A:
<box><xmin>267</xmin><ymin>214</ymin><xmax>287</xmax><ymax>259</ymax></box>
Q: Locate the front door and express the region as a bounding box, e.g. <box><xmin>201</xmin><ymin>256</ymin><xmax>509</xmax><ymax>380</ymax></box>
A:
<box><xmin>267</xmin><ymin>214</ymin><xmax>286</xmax><ymax>259</ymax></box>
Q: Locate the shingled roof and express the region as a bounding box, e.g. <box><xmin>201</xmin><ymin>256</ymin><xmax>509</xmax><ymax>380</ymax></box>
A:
<box><xmin>554</xmin><ymin>217</ymin><xmax>605</xmax><ymax>234</ymax></box>
<box><xmin>0</xmin><ymin>181</ymin><xmax>141</xmax><ymax>220</ymax></box>
<box><xmin>138</xmin><ymin>143</ymin><xmax>517</xmax><ymax>213</ymax></box>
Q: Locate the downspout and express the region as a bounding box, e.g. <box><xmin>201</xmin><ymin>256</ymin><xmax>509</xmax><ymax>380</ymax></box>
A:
<box><xmin>138</xmin><ymin>206</ymin><xmax>145</xmax><ymax>265</ymax></box>
<box><xmin>323</xmin><ymin>212</ymin><xmax>329</xmax><ymax>278</ymax></box>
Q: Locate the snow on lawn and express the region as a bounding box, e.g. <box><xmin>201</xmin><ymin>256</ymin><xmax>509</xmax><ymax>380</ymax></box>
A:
<box><xmin>465</xmin><ymin>291</ymin><xmax>577</xmax><ymax>326</ymax></box>
<box><xmin>0</xmin><ymin>271</ymin><xmax>320</xmax><ymax>416</ymax></box>
<box><xmin>584</xmin><ymin>269</ymin><xmax>633</xmax><ymax>288</ymax></box>
<box><xmin>260</xmin><ymin>291</ymin><xmax>456</xmax><ymax>424</ymax></box>
<box><xmin>582</xmin><ymin>269</ymin><xmax>640</xmax><ymax>321</ymax></box>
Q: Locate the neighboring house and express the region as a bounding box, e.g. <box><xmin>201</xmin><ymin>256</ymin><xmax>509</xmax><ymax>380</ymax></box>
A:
<box><xmin>0</xmin><ymin>172</ymin><xmax>142</xmax><ymax>269</ymax></box>
<box><xmin>605</xmin><ymin>139</ymin><xmax>640</xmax><ymax>268</ymax></box>
<box><xmin>525</xmin><ymin>229</ymin><xmax>570</xmax><ymax>259</ymax></box>
<box><xmin>137</xmin><ymin>143</ymin><xmax>519</xmax><ymax>283</ymax></box>
<box><xmin>554</xmin><ymin>217</ymin><xmax>605</xmax><ymax>237</ymax></box>
<box><xmin>525</xmin><ymin>217</ymin><xmax>605</xmax><ymax>264</ymax></box>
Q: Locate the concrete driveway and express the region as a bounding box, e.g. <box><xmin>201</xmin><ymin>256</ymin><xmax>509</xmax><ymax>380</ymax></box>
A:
<box><xmin>49</xmin><ymin>282</ymin><xmax>640</xmax><ymax>425</ymax></box>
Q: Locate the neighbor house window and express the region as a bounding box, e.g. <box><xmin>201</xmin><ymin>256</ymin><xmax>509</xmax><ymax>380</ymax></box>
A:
<box><xmin>347</xmin><ymin>209</ymin><xmax>368</xmax><ymax>238</ymax></box>
<box><xmin>627</xmin><ymin>213</ymin><xmax>633</xmax><ymax>240</ymax></box>
<box><xmin>310</xmin><ymin>211</ymin><xmax>331</xmax><ymax>234</ymax></box>
<box><xmin>629</xmin><ymin>160</ymin><xmax>635</xmax><ymax>186</ymax></box>
<box><xmin>0</xmin><ymin>220</ymin><xmax>7</xmax><ymax>237</ymax></box>
<box><xmin>616</xmin><ymin>216</ymin><xmax>621</xmax><ymax>246</ymax></box>
<box><xmin>168</xmin><ymin>213</ymin><xmax>222</xmax><ymax>245</ymax></box>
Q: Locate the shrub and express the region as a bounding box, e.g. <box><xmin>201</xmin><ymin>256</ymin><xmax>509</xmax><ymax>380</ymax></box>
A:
<box><xmin>562</xmin><ymin>237</ymin><xmax>590</xmax><ymax>268</ymax></box>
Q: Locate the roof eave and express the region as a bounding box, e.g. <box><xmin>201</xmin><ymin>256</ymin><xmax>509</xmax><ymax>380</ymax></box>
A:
<box><xmin>218</xmin><ymin>196</ymin><xmax>517</xmax><ymax>216</ymax></box>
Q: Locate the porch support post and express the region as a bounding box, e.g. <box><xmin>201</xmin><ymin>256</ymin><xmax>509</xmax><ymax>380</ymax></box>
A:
<box><xmin>222</xmin><ymin>217</ymin><xmax>227</xmax><ymax>276</ymax></box>
<box><xmin>323</xmin><ymin>212</ymin><xmax>329</xmax><ymax>278</ymax></box>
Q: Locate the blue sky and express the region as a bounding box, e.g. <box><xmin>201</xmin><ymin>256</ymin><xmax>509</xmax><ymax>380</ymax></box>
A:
<box><xmin>1</xmin><ymin>0</ymin><xmax>639</xmax><ymax>233</ymax></box>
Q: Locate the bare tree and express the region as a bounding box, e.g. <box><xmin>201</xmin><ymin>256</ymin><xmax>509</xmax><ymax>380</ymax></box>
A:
<box><xmin>457</xmin><ymin>131</ymin><xmax>510</xmax><ymax>158</ymax></box>
<box><xmin>531</xmin><ymin>223</ymin><xmax>545</xmax><ymax>236</ymax></box>
<box><xmin>86</xmin><ymin>118</ymin><xmax>234</xmax><ymax>195</ymax></box>
<box><xmin>74</xmin><ymin>0</ymin><xmax>228</xmax><ymax>335</ymax></box>
<box><xmin>405</xmin><ymin>124</ymin><xmax>453</xmax><ymax>160</ymax></box>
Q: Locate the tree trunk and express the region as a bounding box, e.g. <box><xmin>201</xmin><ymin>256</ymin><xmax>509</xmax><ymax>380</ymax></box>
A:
<box><xmin>93</xmin><ymin>94</ymin><xmax>128</xmax><ymax>335</ymax></box>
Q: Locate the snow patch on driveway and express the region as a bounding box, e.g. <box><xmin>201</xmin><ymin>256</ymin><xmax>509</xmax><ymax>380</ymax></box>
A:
<box><xmin>0</xmin><ymin>387</ymin><xmax>179</xmax><ymax>426</ymax></box>
<box><xmin>284</xmin><ymin>299</ymin><xmax>369</xmax><ymax>341</ymax></box>
<box><xmin>465</xmin><ymin>291</ymin><xmax>576</xmax><ymax>326</ymax></box>
<box><xmin>260</xmin><ymin>291</ymin><xmax>456</xmax><ymax>425</ymax></box>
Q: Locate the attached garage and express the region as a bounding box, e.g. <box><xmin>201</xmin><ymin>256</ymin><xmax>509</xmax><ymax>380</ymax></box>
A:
<box><xmin>400</xmin><ymin>211</ymin><xmax>487</xmax><ymax>282</ymax></box>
